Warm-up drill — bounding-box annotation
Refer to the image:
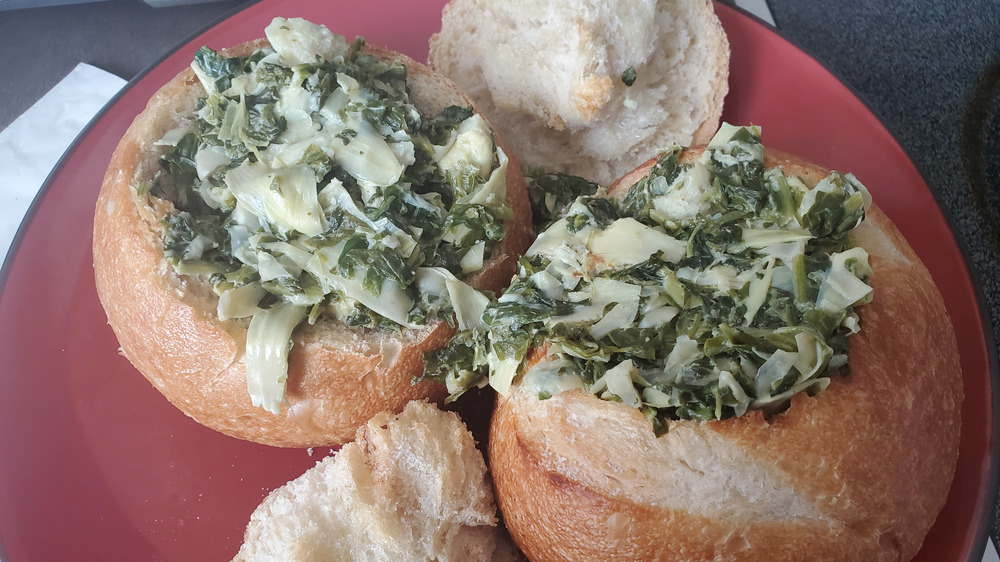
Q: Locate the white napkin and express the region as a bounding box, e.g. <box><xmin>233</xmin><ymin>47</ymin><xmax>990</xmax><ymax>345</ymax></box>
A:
<box><xmin>987</xmin><ymin>536</ymin><xmax>1000</xmax><ymax>562</ymax></box>
<box><xmin>733</xmin><ymin>0</ymin><xmax>776</xmax><ymax>25</ymax></box>
<box><xmin>0</xmin><ymin>62</ymin><xmax>127</xmax><ymax>266</ymax></box>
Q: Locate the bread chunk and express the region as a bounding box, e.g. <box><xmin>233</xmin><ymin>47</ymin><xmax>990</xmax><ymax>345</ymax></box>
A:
<box><xmin>234</xmin><ymin>400</ymin><xmax>521</xmax><ymax>561</ymax></box>
<box><xmin>430</xmin><ymin>0</ymin><xmax>729</xmax><ymax>184</ymax></box>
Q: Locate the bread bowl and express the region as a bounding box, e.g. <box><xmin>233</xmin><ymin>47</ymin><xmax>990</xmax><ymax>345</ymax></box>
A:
<box><xmin>479</xmin><ymin>125</ymin><xmax>962</xmax><ymax>561</ymax></box>
<box><xmin>429</xmin><ymin>0</ymin><xmax>730</xmax><ymax>185</ymax></box>
<box><xmin>92</xmin><ymin>17</ymin><xmax>533</xmax><ymax>447</ymax></box>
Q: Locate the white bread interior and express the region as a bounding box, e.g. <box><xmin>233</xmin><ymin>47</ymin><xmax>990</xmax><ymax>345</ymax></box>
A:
<box><xmin>429</xmin><ymin>0</ymin><xmax>730</xmax><ymax>185</ymax></box>
<box><xmin>234</xmin><ymin>400</ymin><xmax>522</xmax><ymax>561</ymax></box>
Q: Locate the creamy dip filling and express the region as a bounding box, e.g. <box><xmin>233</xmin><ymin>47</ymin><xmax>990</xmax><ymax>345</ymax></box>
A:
<box><xmin>149</xmin><ymin>17</ymin><xmax>509</xmax><ymax>413</ymax></box>
<box><xmin>426</xmin><ymin>125</ymin><xmax>872</xmax><ymax>433</ymax></box>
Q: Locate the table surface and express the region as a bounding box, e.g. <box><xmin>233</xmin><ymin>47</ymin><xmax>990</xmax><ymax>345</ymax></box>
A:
<box><xmin>1</xmin><ymin>0</ymin><xmax>998</xmax><ymax>556</ymax></box>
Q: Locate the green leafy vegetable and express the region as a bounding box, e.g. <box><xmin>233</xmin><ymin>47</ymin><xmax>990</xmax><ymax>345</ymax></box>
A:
<box><xmin>193</xmin><ymin>46</ymin><xmax>262</xmax><ymax>93</ymax></box>
<box><xmin>149</xmin><ymin>18</ymin><xmax>511</xmax><ymax>414</ymax></box>
<box><xmin>621</xmin><ymin>66</ymin><xmax>637</xmax><ymax>87</ymax></box>
<box><xmin>435</xmin><ymin>125</ymin><xmax>873</xmax><ymax>429</ymax></box>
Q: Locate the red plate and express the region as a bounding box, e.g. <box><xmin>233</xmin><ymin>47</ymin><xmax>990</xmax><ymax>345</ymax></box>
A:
<box><xmin>0</xmin><ymin>2</ymin><xmax>994</xmax><ymax>560</ymax></box>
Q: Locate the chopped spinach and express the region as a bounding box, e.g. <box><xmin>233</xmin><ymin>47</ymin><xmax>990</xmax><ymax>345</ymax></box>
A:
<box><xmin>620</xmin><ymin>146</ymin><xmax>681</xmax><ymax>219</ymax></box>
<box><xmin>434</xmin><ymin>125</ymin><xmax>873</xmax><ymax>428</ymax></box>
<box><xmin>152</xmin><ymin>23</ymin><xmax>510</xmax><ymax>334</ymax></box>
<box><xmin>337</xmin><ymin>236</ymin><xmax>414</xmax><ymax>296</ymax></box>
<box><xmin>193</xmin><ymin>46</ymin><xmax>265</xmax><ymax>93</ymax></box>
<box><xmin>526</xmin><ymin>172</ymin><xmax>600</xmax><ymax>229</ymax></box>
<box><xmin>422</xmin><ymin>106</ymin><xmax>475</xmax><ymax>145</ymax></box>
<box><xmin>621</xmin><ymin>66</ymin><xmax>637</xmax><ymax>87</ymax></box>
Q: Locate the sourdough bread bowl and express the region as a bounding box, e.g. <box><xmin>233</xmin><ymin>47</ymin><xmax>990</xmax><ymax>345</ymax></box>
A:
<box><xmin>93</xmin><ymin>17</ymin><xmax>533</xmax><ymax>447</ymax></box>
<box><xmin>429</xmin><ymin>0</ymin><xmax>730</xmax><ymax>185</ymax></box>
<box><xmin>486</xmin><ymin>129</ymin><xmax>962</xmax><ymax>561</ymax></box>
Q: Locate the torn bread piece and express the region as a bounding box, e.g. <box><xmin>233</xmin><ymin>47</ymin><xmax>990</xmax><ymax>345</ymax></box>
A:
<box><xmin>430</xmin><ymin>0</ymin><xmax>729</xmax><ymax>184</ymax></box>
<box><xmin>234</xmin><ymin>400</ymin><xmax>522</xmax><ymax>561</ymax></box>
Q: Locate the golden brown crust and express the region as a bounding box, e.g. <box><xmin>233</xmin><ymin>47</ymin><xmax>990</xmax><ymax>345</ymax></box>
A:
<box><xmin>489</xmin><ymin>148</ymin><xmax>962</xmax><ymax>561</ymax></box>
<box><xmin>93</xmin><ymin>39</ymin><xmax>532</xmax><ymax>447</ymax></box>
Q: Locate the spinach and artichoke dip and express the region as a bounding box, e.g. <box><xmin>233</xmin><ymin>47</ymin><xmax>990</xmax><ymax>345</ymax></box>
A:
<box><xmin>148</xmin><ymin>18</ymin><xmax>510</xmax><ymax>414</ymax></box>
<box><xmin>425</xmin><ymin>125</ymin><xmax>873</xmax><ymax>435</ymax></box>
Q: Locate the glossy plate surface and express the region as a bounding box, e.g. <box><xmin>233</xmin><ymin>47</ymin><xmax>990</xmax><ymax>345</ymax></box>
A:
<box><xmin>0</xmin><ymin>1</ymin><xmax>994</xmax><ymax>560</ymax></box>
